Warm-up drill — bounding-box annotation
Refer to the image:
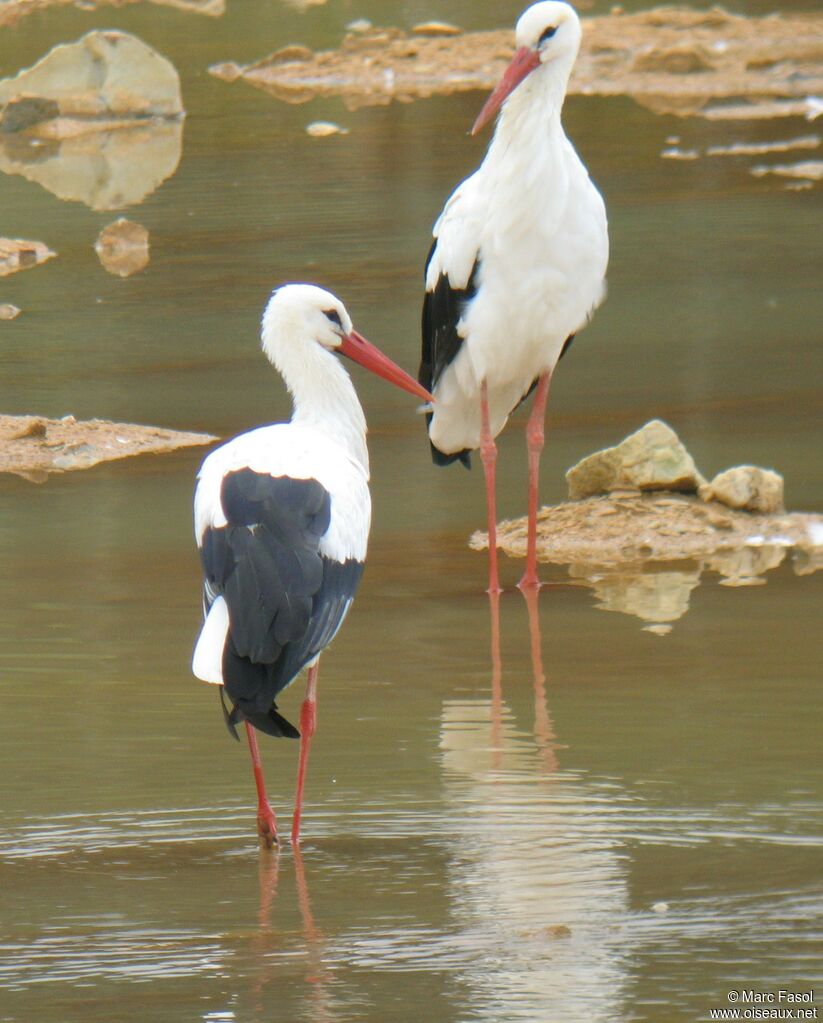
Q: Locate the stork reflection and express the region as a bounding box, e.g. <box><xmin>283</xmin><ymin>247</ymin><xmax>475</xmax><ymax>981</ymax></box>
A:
<box><xmin>436</xmin><ymin>587</ymin><xmax>629</xmax><ymax>1021</ymax></box>
<box><xmin>486</xmin><ymin>587</ymin><xmax>559</xmax><ymax>776</ymax></box>
<box><xmin>249</xmin><ymin>849</ymin><xmax>336</xmax><ymax>1023</ymax></box>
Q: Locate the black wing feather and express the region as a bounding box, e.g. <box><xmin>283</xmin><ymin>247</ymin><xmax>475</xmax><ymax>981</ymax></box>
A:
<box><xmin>200</xmin><ymin>469</ymin><xmax>363</xmax><ymax>739</ymax></box>
<box><xmin>419</xmin><ymin>239</ymin><xmax>479</xmax><ymax>469</ymax></box>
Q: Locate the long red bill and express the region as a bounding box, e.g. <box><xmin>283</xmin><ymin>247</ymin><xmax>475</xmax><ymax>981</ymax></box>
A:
<box><xmin>472</xmin><ymin>46</ymin><xmax>541</xmax><ymax>136</ymax></box>
<box><xmin>339</xmin><ymin>330</ymin><xmax>434</xmax><ymax>403</ymax></box>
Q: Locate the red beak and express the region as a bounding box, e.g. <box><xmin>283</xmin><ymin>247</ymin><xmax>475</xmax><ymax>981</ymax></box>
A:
<box><xmin>339</xmin><ymin>330</ymin><xmax>434</xmax><ymax>403</ymax></box>
<box><xmin>472</xmin><ymin>46</ymin><xmax>541</xmax><ymax>136</ymax></box>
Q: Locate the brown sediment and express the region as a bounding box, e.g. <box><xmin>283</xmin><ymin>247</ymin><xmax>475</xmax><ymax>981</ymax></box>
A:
<box><xmin>0</xmin><ymin>0</ymin><xmax>223</xmax><ymax>28</ymax></box>
<box><xmin>209</xmin><ymin>8</ymin><xmax>823</xmax><ymax>119</ymax></box>
<box><xmin>0</xmin><ymin>413</ymin><xmax>216</xmax><ymax>481</ymax></box>
<box><xmin>469</xmin><ymin>492</ymin><xmax>823</xmax><ymax>568</ymax></box>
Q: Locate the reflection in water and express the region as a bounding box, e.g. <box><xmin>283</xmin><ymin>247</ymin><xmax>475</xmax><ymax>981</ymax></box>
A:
<box><xmin>0</xmin><ymin>122</ymin><xmax>184</xmax><ymax>210</ymax></box>
<box><xmin>570</xmin><ymin>562</ymin><xmax>702</xmax><ymax>630</ymax></box>
<box><xmin>440</xmin><ymin>593</ymin><xmax>629</xmax><ymax>1022</ymax></box>
<box><xmin>0</xmin><ymin>31</ymin><xmax>184</xmax><ymax>209</ymax></box>
<box><xmin>245</xmin><ymin>848</ymin><xmax>337</xmax><ymax>1023</ymax></box>
<box><xmin>569</xmin><ymin>542</ymin><xmax>819</xmax><ymax>632</ymax></box>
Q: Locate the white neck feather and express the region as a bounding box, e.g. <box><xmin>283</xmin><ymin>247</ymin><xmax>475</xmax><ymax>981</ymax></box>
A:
<box><xmin>485</xmin><ymin>54</ymin><xmax>574</xmax><ymax>180</ymax></box>
<box><xmin>271</xmin><ymin>335</ymin><xmax>369</xmax><ymax>475</ymax></box>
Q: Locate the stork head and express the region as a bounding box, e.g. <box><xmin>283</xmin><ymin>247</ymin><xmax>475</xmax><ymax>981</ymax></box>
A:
<box><xmin>472</xmin><ymin>1</ymin><xmax>582</xmax><ymax>135</ymax></box>
<box><xmin>261</xmin><ymin>284</ymin><xmax>433</xmax><ymax>401</ymax></box>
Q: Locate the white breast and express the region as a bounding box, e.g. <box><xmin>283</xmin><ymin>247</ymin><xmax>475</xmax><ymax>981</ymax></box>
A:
<box><xmin>194</xmin><ymin>422</ymin><xmax>372</xmax><ymax>563</ymax></box>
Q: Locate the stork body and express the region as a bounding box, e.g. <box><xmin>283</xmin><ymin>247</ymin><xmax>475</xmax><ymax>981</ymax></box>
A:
<box><xmin>420</xmin><ymin>1</ymin><xmax>608</xmax><ymax>592</ymax></box>
<box><xmin>193</xmin><ymin>284</ymin><xmax>431</xmax><ymax>846</ymax></box>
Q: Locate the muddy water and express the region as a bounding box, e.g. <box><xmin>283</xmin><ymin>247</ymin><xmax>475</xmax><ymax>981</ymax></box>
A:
<box><xmin>1</xmin><ymin>1</ymin><xmax>822</xmax><ymax>1021</ymax></box>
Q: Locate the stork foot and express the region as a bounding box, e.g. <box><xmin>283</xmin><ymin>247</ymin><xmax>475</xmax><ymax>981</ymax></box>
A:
<box><xmin>256</xmin><ymin>803</ymin><xmax>279</xmax><ymax>849</ymax></box>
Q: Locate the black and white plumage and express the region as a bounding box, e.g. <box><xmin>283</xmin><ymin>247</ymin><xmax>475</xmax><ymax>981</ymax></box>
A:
<box><xmin>192</xmin><ymin>283</ymin><xmax>432</xmax><ymax>846</ymax></box>
<box><xmin>196</xmin><ymin>469</ymin><xmax>363</xmax><ymax>739</ymax></box>
<box><xmin>419</xmin><ymin>1</ymin><xmax>609</xmax><ymax>592</ymax></box>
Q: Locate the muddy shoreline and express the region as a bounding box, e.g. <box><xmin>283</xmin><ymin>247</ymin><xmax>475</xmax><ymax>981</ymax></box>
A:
<box><xmin>0</xmin><ymin>413</ymin><xmax>215</xmax><ymax>481</ymax></box>
<box><xmin>210</xmin><ymin>7</ymin><xmax>823</xmax><ymax>119</ymax></box>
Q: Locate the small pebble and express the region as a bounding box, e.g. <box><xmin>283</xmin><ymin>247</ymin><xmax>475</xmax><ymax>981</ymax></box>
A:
<box><xmin>652</xmin><ymin>902</ymin><xmax>670</xmax><ymax>914</ymax></box>
<box><xmin>661</xmin><ymin>147</ymin><xmax>700</xmax><ymax>160</ymax></box>
<box><xmin>0</xmin><ymin>303</ymin><xmax>21</xmax><ymax>320</ymax></box>
<box><xmin>306</xmin><ymin>121</ymin><xmax>349</xmax><ymax>137</ymax></box>
<box><xmin>346</xmin><ymin>19</ymin><xmax>372</xmax><ymax>33</ymax></box>
<box><xmin>411</xmin><ymin>21</ymin><xmax>461</xmax><ymax>36</ymax></box>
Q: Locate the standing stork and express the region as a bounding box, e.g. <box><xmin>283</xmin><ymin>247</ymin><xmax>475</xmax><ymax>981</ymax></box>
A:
<box><xmin>419</xmin><ymin>1</ymin><xmax>608</xmax><ymax>593</ymax></box>
<box><xmin>192</xmin><ymin>284</ymin><xmax>433</xmax><ymax>847</ymax></box>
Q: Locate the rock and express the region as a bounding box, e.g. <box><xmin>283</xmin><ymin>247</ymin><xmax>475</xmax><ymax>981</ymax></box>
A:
<box><xmin>305</xmin><ymin>121</ymin><xmax>348</xmax><ymax>137</ymax></box>
<box><xmin>701</xmin><ymin>465</ymin><xmax>785</xmax><ymax>513</ymax></box>
<box><xmin>0</xmin><ymin>238</ymin><xmax>55</xmax><ymax>276</ymax></box>
<box><xmin>411</xmin><ymin>22</ymin><xmax>461</xmax><ymax>37</ymax></box>
<box><xmin>0</xmin><ymin>32</ymin><xmax>183</xmax><ymax>210</ymax></box>
<box><xmin>0</xmin><ymin>303</ymin><xmax>22</xmax><ymax>319</ymax></box>
<box><xmin>94</xmin><ymin>218</ymin><xmax>149</xmax><ymax>277</ymax></box>
<box><xmin>566</xmin><ymin>420</ymin><xmax>705</xmax><ymax>500</ymax></box>
<box><xmin>0</xmin><ymin>412</ymin><xmax>215</xmax><ymax>478</ymax></box>
<box><xmin>0</xmin><ymin>0</ymin><xmax>224</xmax><ymax>28</ymax></box>
<box><xmin>0</xmin><ymin>31</ymin><xmax>183</xmax><ymax>120</ymax></box>
<box><xmin>208</xmin><ymin>9</ymin><xmax>823</xmax><ymax>115</ymax></box>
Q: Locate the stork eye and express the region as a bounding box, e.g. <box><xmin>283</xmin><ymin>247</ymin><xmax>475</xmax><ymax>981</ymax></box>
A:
<box><xmin>324</xmin><ymin>309</ymin><xmax>342</xmax><ymax>328</ymax></box>
<box><xmin>538</xmin><ymin>25</ymin><xmax>558</xmax><ymax>44</ymax></box>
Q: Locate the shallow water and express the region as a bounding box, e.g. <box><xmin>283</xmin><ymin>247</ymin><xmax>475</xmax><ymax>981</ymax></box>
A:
<box><xmin>1</xmin><ymin>1</ymin><xmax>822</xmax><ymax>1021</ymax></box>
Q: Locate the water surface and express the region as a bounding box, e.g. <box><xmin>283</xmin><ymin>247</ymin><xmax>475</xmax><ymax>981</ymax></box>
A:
<box><xmin>1</xmin><ymin>1</ymin><xmax>821</xmax><ymax>1021</ymax></box>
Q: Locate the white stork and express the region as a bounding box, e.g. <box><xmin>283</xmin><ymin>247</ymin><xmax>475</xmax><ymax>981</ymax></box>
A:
<box><xmin>192</xmin><ymin>284</ymin><xmax>433</xmax><ymax>847</ymax></box>
<box><xmin>419</xmin><ymin>1</ymin><xmax>609</xmax><ymax>593</ymax></box>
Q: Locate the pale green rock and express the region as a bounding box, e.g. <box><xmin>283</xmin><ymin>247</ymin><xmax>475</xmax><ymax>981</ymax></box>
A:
<box><xmin>566</xmin><ymin>419</ymin><xmax>706</xmax><ymax>500</ymax></box>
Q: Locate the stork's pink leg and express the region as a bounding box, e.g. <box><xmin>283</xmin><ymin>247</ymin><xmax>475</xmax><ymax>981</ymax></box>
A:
<box><xmin>245</xmin><ymin>721</ymin><xmax>278</xmax><ymax>848</ymax></box>
<box><xmin>479</xmin><ymin>381</ymin><xmax>502</xmax><ymax>595</ymax></box>
<box><xmin>518</xmin><ymin>372</ymin><xmax>552</xmax><ymax>592</ymax></box>
<box><xmin>292</xmin><ymin>661</ymin><xmax>320</xmax><ymax>845</ymax></box>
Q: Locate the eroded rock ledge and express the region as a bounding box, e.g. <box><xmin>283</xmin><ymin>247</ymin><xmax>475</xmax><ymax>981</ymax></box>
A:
<box><xmin>0</xmin><ymin>413</ymin><xmax>215</xmax><ymax>481</ymax></box>
<box><xmin>470</xmin><ymin>420</ymin><xmax>822</xmax><ymax>572</ymax></box>
<box><xmin>210</xmin><ymin>7</ymin><xmax>823</xmax><ymax>119</ymax></box>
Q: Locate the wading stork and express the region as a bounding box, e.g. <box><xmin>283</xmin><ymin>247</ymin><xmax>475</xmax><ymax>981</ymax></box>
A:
<box><xmin>192</xmin><ymin>284</ymin><xmax>433</xmax><ymax>847</ymax></box>
<box><xmin>419</xmin><ymin>1</ymin><xmax>609</xmax><ymax>593</ymax></box>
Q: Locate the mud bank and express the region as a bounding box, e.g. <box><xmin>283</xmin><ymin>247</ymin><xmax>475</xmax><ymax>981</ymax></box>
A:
<box><xmin>0</xmin><ymin>413</ymin><xmax>215</xmax><ymax>481</ymax></box>
<box><xmin>210</xmin><ymin>7</ymin><xmax>823</xmax><ymax>119</ymax></box>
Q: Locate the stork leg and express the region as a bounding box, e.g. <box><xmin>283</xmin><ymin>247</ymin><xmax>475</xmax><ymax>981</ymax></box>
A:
<box><xmin>479</xmin><ymin>380</ymin><xmax>502</xmax><ymax>595</ymax></box>
<box><xmin>518</xmin><ymin>372</ymin><xmax>552</xmax><ymax>592</ymax></box>
<box><xmin>245</xmin><ymin>722</ymin><xmax>279</xmax><ymax>848</ymax></box>
<box><xmin>292</xmin><ymin>660</ymin><xmax>320</xmax><ymax>845</ymax></box>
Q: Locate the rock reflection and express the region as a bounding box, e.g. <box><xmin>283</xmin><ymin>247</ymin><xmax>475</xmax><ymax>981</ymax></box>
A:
<box><xmin>568</xmin><ymin>541</ymin><xmax>817</xmax><ymax>631</ymax></box>
<box><xmin>570</xmin><ymin>562</ymin><xmax>702</xmax><ymax>628</ymax></box>
<box><xmin>439</xmin><ymin>594</ymin><xmax>629</xmax><ymax>1021</ymax></box>
<box><xmin>0</xmin><ymin>32</ymin><xmax>184</xmax><ymax>210</ymax></box>
<box><xmin>0</xmin><ymin>118</ymin><xmax>184</xmax><ymax>212</ymax></box>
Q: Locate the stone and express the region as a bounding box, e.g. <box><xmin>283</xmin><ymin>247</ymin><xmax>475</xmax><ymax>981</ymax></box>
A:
<box><xmin>305</xmin><ymin>121</ymin><xmax>348</xmax><ymax>137</ymax></box>
<box><xmin>0</xmin><ymin>238</ymin><xmax>55</xmax><ymax>276</ymax></box>
<box><xmin>94</xmin><ymin>218</ymin><xmax>149</xmax><ymax>277</ymax></box>
<box><xmin>0</xmin><ymin>32</ymin><xmax>184</xmax><ymax>210</ymax></box>
<box><xmin>0</xmin><ymin>31</ymin><xmax>184</xmax><ymax>119</ymax></box>
<box><xmin>701</xmin><ymin>465</ymin><xmax>785</xmax><ymax>513</ymax></box>
<box><xmin>566</xmin><ymin>419</ymin><xmax>705</xmax><ymax>500</ymax></box>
